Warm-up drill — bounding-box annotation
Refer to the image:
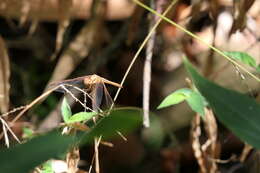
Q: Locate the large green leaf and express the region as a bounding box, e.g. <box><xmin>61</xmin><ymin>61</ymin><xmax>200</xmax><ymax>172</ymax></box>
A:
<box><xmin>0</xmin><ymin>108</ymin><xmax>142</xmax><ymax>172</ymax></box>
<box><xmin>184</xmin><ymin>58</ymin><xmax>260</xmax><ymax>149</ymax></box>
<box><xmin>142</xmin><ymin>113</ymin><xmax>165</xmax><ymax>151</ymax></box>
<box><xmin>224</xmin><ymin>51</ymin><xmax>260</xmax><ymax>73</ymax></box>
<box><xmin>0</xmin><ymin>131</ymin><xmax>75</xmax><ymax>173</ymax></box>
<box><xmin>80</xmin><ymin>107</ymin><xmax>142</xmax><ymax>144</ymax></box>
<box><xmin>224</xmin><ymin>51</ymin><xmax>257</xmax><ymax>68</ymax></box>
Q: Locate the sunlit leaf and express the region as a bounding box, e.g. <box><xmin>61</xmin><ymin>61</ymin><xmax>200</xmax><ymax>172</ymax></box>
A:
<box><xmin>157</xmin><ymin>88</ymin><xmax>205</xmax><ymax>117</ymax></box>
<box><xmin>157</xmin><ymin>88</ymin><xmax>192</xmax><ymax>109</ymax></box>
<box><xmin>186</xmin><ymin>91</ymin><xmax>205</xmax><ymax>117</ymax></box>
<box><xmin>224</xmin><ymin>51</ymin><xmax>257</xmax><ymax>68</ymax></box>
<box><xmin>22</xmin><ymin>127</ymin><xmax>34</xmax><ymax>139</ymax></box>
<box><xmin>61</xmin><ymin>97</ymin><xmax>72</xmax><ymax>123</ymax></box>
<box><xmin>67</xmin><ymin>112</ymin><xmax>97</xmax><ymax>123</ymax></box>
<box><xmin>0</xmin><ymin>131</ymin><xmax>75</xmax><ymax>173</ymax></box>
<box><xmin>80</xmin><ymin>107</ymin><xmax>142</xmax><ymax>144</ymax></box>
<box><xmin>184</xmin><ymin>58</ymin><xmax>260</xmax><ymax>149</ymax></box>
<box><xmin>41</xmin><ymin>161</ymin><xmax>54</xmax><ymax>173</ymax></box>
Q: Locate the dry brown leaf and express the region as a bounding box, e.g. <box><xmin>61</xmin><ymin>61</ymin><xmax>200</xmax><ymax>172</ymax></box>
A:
<box><xmin>45</xmin><ymin>0</ymin><xmax>107</xmax><ymax>88</ymax></box>
<box><xmin>66</xmin><ymin>147</ymin><xmax>80</xmax><ymax>173</ymax></box>
<box><xmin>19</xmin><ymin>0</ymin><xmax>31</xmax><ymax>26</ymax></box>
<box><xmin>51</xmin><ymin>0</ymin><xmax>73</xmax><ymax>60</ymax></box>
<box><xmin>28</xmin><ymin>0</ymin><xmax>42</xmax><ymax>35</ymax></box>
<box><xmin>240</xmin><ymin>144</ymin><xmax>253</xmax><ymax>162</ymax></box>
<box><xmin>202</xmin><ymin>108</ymin><xmax>219</xmax><ymax>173</ymax></box>
<box><xmin>0</xmin><ymin>0</ymin><xmax>134</xmax><ymax>21</ymax></box>
<box><xmin>191</xmin><ymin>114</ymin><xmax>207</xmax><ymax>173</ymax></box>
<box><xmin>191</xmin><ymin>109</ymin><xmax>220</xmax><ymax>173</ymax></box>
<box><xmin>190</xmin><ymin>0</ymin><xmax>204</xmax><ymax>20</ymax></box>
<box><xmin>208</xmin><ymin>0</ymin><xmax>221</xmax><ymax>20</ymax></box>
<box><xmin>244</xmin><ymin>150</ymin><xmax>260</xmax><ymax>173</ymax></box>
<box><xmin>0</xmin><ymin>36</ymin><xmax>10</xmax><ymax>113</ymax></box>
<box><xmin>230</xmin><ymin>0</ymin><xmax>256</xmax><ymax>34</ymax></box>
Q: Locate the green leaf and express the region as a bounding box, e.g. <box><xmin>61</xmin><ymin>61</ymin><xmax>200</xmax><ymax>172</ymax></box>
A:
<box><xmin>61</xmin><ymin>97</ymin><xmax>72</xmax><ymax>123</ymax></box>
<box><xmin>67</xmin><ymin>112</ymin><xmax>97</xmax><ymax>123</ymax></box>
<box><xmin>157</xmin><ymin>88</ymin><xmax>205</xmax><ymax>117</ymax></box>
<box><xmin>224</xmin><ymin>51</ymin><xmax>257</xmax><ymax>67</ymax></box>
<box><xmin>22</xmin><ymin>127</ymin><xmax>34</xmax><ymax>139</ymax></box>
<box><xmin>41</xmin><ymin>161</ymin><xmax>54</xmax><ymax>173</ymax></box>
<box><xmin>186</xmin><ymin>91</ymin><xmax>205</xmax><ymax>117</ymax></box>
<box><xmin>142</xmin><ymin>113</ymin><xmax>165</xmax><ymax>151</ymax></box>
<box><xmin>157</xmin><ymin>88</ymin><xmax>192</xmax><ymax>109</ymax></box>
<box><xmin>80</xmin><ymin>107</ymin><xmax>142</xmax><ymax>144</ymax></box>
<box><xmin>0</xmin><ymin>131</ymin><xmax>75</xmax><ymax>173</ymax></box>
<box><xmin>256</xmin><ymin>65</ymin><xmax>260</xmax><ymax>73</ymax></box>
<box><xmin>184</xmin><ymin>58</ymin><xmax>260</xmax><ymax>149</ymax></box>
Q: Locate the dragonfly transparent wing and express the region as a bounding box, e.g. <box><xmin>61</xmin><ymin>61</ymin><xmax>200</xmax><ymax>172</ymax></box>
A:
<box><xmin>91</xmin><ymin>83</ymin><xmax>104</xmax><ymax>112</ymax></box>
<box><xmin>90</xmin><ymin>82</ymin><xmax>114</xmax><ymax>112</ymax></box>
<box><xmin>49</xmin><ymin>78</ymin><xmax>85</xmax><ymax>93</ymax></box>
<box><xmin>102</xmin><ymin>83</ymin><xmax>114</xmax><ymax>109</ymax></box>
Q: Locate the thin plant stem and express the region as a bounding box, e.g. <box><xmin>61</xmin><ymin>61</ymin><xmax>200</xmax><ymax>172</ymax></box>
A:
<box><xmin>111</xmin><ymin>0</ymin><xmax>179</xmax><ymax>110</ymax></box>
<box><xmin>1</xmin><ymin>119</ymin><xmax>9</xmax><ymax>147</ymax></box>
<box><xmin>0</xmin><ymin>86</ymin><xmax>60</xmax><ymax>140</ymax></box>
<box><xmin>142</xmin><ymin>0</ymin><xmax>155</xmax><ymax>128</ymax></box>
<box><xmin>59</xmin><ymin>84</ymin><xmax>98</xmax><ymax>113</ymax></box>
<box><xmin>133</xmin><ymin>0</ymin><xmax>260</xmax><ymax>82</ymax></box>
<box><xmin>0</xmin><ymin>117</ymin><xmax>21</xmax><ymax>144</ymax></box>
<box><xmin>94</xmin><ymin>136</ymin><xmax>102</xmax><ymax>173</ymax></box>
<box><xmin>0</xmin><ymin>106</ymin><xmax>26</xmax><ymax>117</ymax></box>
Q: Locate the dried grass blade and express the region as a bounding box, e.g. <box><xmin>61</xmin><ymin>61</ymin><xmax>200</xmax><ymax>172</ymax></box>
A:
<box><xmin>191</xmin><ymin>114</ymin><xmax>207</xmax><ymax>173</ymax></box>
<box><xmin>0</xmin><ymin>36</ymin><xmax>10</xmax><ymax>113</ymax></box>
<box><xmin>51</xmin><ymin>0</ymin><xmax>72</xmax><ymax>60</ymax></box>
<box><xmin>202</xmin><ymin>108</ymin><xmax>219</xmax><ymax>173</ymax></box>
<box><xmin>45</xmin><ymin>0</ymin><xmax>106</xmax><ymax>90</ymax></box>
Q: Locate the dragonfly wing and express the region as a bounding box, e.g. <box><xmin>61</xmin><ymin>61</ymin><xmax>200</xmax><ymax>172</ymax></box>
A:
<box><xmin>103</xmin><ymin>83</ymin><xmax>114</xmax><ymax>109</ymax></box>
<box><xmin>91</xmin><ymin>83</ymin><xmax>104</xmax><ymax>112</ymax></box>
<box><xmin>49</xmin><ymin>78</ymin><xmax>84</xmax><ymax>93</ymax></box>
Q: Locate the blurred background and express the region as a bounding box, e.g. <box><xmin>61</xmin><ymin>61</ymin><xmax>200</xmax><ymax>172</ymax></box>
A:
<box><xmin>0</xmin><ymin>0</ymin><xmax>260</xmax><ymax>172</ymax></box>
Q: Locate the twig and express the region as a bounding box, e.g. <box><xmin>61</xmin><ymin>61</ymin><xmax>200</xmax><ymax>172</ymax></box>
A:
<box><xmin>61</xmin><ymin>83</ymin><xmax>103</xmax><ymax>113</ymax></box>
<box><xmin>143</xmin><ymin>0</ymin><xmax>168</xmax><ymax>128</ymax></box>
<box><xmin>0</xmin><ymin>105</ymin><xmax>26</xmax><ymax>117</ymax></box>
<box><xmin>94</xmin><ymin>136</ymin><xmax>102</xmax><ymax>173</ymax></box>
<box><xmin>208</xmin><ymin>154</ymin><xmax>236</xmax><ymax>164</ymax></box>
<box><xmin>59</xmin><ymin>84</ymin><xmax>98</xmax><ymax>113</ymax></box>
<box><xmin>1</xmin><ymin>118</ymin><xmax>9</xmax><ymax>147</ymax></box>
<box><xmin>100</xmin><ymin>141</ymin><xmax>114</xmax><ymax>147</ymax></box>
<box><xmin>88</xmin><ymin>151</ymin><xmax>95</xmax><ymax>173</ymax></box>
<box><xmin>0</xmin><ymin>85</ymin><xmax>59</xmax><ymax>140</ymax></box>
<box><xmin>142</xmin><ymin>0</ymin><xmax>155</xmax><ymax>128</ymax></box>
<box><xmin>191</xmin><ymin>114</ymin><xmax>207</xmax><ymax>173</ymax></box>
<box><xmin>12</xmin><ymin>86</ymin><xmax>59</xmax><ymax>124</ymax></box>
<box><xmin>240</xmin><ymin>144</ymin><xmax>252</xmax><ymax>162</ymax></box>
<box><xmin>0</xmin><ymin>117</ymin><xmax>21</xmax><ymax>147</ymax></box>
<box><xmin>116</xmin><ymin>131</ymin><xmax>127</xmax><ymax>141</ymax></box>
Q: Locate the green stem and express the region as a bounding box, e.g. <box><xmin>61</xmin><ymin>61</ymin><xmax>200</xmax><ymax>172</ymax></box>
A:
<box><xmin>133</xmin><ymin>0</ymin><xmax>260</xmax><ymax>82</ymax></box>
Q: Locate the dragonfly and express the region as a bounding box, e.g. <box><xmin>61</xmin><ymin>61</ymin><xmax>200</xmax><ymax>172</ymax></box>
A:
<box><xmin>50</xmin><ymin>74</ymin><xmax>122</xmax><ymax>112</ymax></box>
